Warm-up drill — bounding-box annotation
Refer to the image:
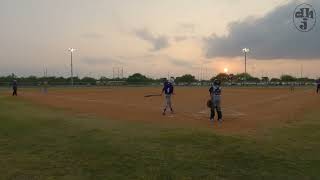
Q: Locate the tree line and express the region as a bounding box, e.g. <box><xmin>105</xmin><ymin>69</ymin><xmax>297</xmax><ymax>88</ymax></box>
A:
<box><xmin>0</xmin><ymin>73</ymin><xmax>317</xmax><ymax>86</ymax></box>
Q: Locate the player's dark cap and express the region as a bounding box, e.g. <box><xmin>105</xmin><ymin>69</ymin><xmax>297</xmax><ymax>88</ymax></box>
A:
<box><xmin>214</xmin><ymin>79</ymin><xmax>221</xmax><ymax>85</ymax></box>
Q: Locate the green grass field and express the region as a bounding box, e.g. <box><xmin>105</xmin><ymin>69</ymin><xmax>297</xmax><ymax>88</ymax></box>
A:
<box><xmin>0</xmin><ymin>95</ymin><xmax>320</xmax><ymax>180</ymax></box>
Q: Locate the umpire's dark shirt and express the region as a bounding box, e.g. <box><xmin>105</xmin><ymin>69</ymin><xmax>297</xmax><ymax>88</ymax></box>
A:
<box><xmin>12</xmin><ymin>81</ymin><xmax>17</xmax><ymax>89</ymax></box>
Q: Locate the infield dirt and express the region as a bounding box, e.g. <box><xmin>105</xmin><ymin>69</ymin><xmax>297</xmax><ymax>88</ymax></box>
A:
<box><xmin>19</xmin><ymin>87</ymin><xmax>319</xmax><ymax>134</ymax></box>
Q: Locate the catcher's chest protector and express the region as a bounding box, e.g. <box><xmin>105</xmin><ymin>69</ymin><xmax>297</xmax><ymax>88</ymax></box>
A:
<box><xmin>212</xmin><ymin>86</ymin><xmax>221</xmax><ymax>96</ymax></box>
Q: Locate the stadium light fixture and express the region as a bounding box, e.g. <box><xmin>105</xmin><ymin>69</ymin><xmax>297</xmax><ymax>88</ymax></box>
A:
<box><xmin>242</xmin><ymin>48</ymin><xmax>250</xmax><ymax>74</ymax></box>
<box><xmin>68</xmin><ymin>48</ymin><xmax>76</xmax><ymax>86</ymax></box>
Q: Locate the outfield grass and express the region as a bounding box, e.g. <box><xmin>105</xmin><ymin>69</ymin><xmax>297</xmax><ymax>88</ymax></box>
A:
<box><xmin>0</xmin><ymin>95</ymin><xmax>319</xmax><ymax>179</ymax></box>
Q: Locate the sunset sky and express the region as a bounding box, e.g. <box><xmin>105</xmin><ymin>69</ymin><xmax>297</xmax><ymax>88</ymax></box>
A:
<box><xmin>0</xmin><ymin>0</ymin><xmax>319</xmax><ymax>79</ymax></box>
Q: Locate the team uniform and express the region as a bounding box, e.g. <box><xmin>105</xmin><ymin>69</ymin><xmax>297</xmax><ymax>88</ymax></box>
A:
<box><xmin>12</xmin><ymin>80</ymin><xmax>18</xmax><ymax>96</ymax></box>
<box><xmin>209</xmin><ymin>81</ymin><xmax>222</xmax><ymax>122</ymax></box>
<box><xmin>162</xmin><ymin>81</ymin><xmax>174</xmax><ymax>115</ymax></box>
<box><xmin>290</xmin><ymin>83</ymin><xmax>295</xmax><ymax>92</ymax></box>
<box><xmin>316</xmin><ymin>79</ymin><xmax>320</xmax><ymax>94</ymax></box>
<box><xmin>43</xmin><ymin>81</ymin><xmax>48</xmax><ymax>94</ymax></box>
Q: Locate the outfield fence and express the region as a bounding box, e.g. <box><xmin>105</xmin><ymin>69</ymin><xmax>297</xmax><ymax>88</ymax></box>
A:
<box><xmin>0</xmin><ymin>81</ymin><xmax>317</xmax><ymax>88</ymax></box>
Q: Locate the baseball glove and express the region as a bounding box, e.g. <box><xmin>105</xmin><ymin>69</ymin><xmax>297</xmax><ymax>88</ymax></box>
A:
<box><xmin>206</xmin><ymin>99</ymin><xmax>213</xmax><ymax>108</ymax></box>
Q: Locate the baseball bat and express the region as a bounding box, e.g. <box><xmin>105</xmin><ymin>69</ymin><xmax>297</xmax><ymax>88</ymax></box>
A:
<box><xmin>144</xmin><ymin>94</ymin><xmax>162</xmax><ymax>97</ymax></box>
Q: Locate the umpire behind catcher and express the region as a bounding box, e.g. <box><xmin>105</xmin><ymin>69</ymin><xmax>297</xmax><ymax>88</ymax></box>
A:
<box><xmin>12</xmin><ymin>80</ymin><xmax>18</xmax><ymax>96</ymax></box>
<box><xmin>209</xmin><ymin>79</ymin><xmax>222</xmax><ymax>123</ymax></box>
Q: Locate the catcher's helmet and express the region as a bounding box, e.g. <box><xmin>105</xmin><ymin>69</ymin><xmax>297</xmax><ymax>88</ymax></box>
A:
<box><xmin>213</xmin><ymin>79</ymin><xmax>221</xmax><ymax>86</ymax></box>
<box><xmin>169</xmin><ymin>77</ymin><xmax>175</xmax><ymax>84</ymax></box>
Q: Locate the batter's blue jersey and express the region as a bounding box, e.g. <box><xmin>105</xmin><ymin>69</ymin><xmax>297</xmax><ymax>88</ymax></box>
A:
<box><xmin>163</xmin><ymin>82</ymin><xmax>174</xmax><ymax>95</ymax></box>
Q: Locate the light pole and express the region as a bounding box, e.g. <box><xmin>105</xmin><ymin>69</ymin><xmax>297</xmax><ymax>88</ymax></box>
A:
<box><xmin>68</xmin><ymin>48</ymin><xmax>76</xmax><ymax>86</ymax></box>
<box><xmin>242</xmin><ymin>48</ymin><xmax>250</xmax><ymax>74</ymax></box>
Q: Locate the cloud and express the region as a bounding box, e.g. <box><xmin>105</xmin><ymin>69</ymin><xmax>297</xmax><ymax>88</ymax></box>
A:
<box><xmin>174</xmin><ymin>23</ymin><xmax>197</xmax><ymax>42</ymax></box>
<box><xmin>80</xmin><ymin>32</ymin><xmax>104</xmax><ymax>39</ymax></box>
<box><xmin>81</xmin><ymin>57</ymin><xmax>123</xmax><ymax>65</ymax></box>
<box><xmin>120</xmin><ymin>53</ymin><xmax>195</xmax><ymax>68</ymax></box>
<box><xmin>168</xmin><ymin>58</ymin><xmax>194</xmax><ymax>68</ymax></box>
<box><xmin>178</xmin><ymin>23</ymin><xmax>196</xmax><ymax>33</ymax></box>
<box><xmin>174</xmin><ymin>35</ymin><xmax>188</xmax><ymax>42</ymax></box>
<box><xmin>174</xmin><ymin>35</ymin><xmax>200</xmax><ymax>42</ymax></box>
<box><xmin>204</xmin><ymin>0</ymin><xmax>320</xmax><ymax>60</ymax></box>
<box><xmin>134</xmin><ymin>29</ymin><xmax>169</xmax><ymax>51</ymax></box>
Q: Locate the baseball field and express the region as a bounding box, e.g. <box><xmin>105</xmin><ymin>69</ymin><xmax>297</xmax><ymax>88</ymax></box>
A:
<box><xmin>0</xmin><ymin>87</ymin><xmax>320</xmax><ymax>179</ymax></box>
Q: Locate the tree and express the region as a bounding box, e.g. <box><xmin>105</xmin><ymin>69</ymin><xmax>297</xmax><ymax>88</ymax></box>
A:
<box><xmin>250</xmin><ymin>77</ymin><xmax>261</xmax><ymax>82</ymax></box>
<box><xmin>81</xmin><ymin>77</ymin><xmax>97</xmax><ymax>84</ymax></box>
<box><xmin>155</xmin><ymin>78</ymin><xmax>167</xmax><ymax>83</ymax></box>
<box><xmin>67</xmin><ymin>76</ymin><xmax>80</xmax><ymax>83</ymax></box>
<box><xmin>270</xmin><ymin>78</ymin><xmax>281</xmax><ymax>82</ymax></box>
<box><xmin>235</xmin><ymin>73</ymin><xmax>257</xmax><ymax>82</ymax></box>
<box><xmin>22</xmin><ymin>76</ymin><xmax>38</xmax><ymax>82</ymax></box>
<box><xmin>261</xmin><ymin>77</ymin><xmax>269</xmax><ymax>82</ymax></box>
<box><xmin>100</xmin><ymin>76</ymin><xmax>110</xmax><ymax>81</ymax></box>
<box><xmin>280</xmin><ymin>75</ymin><xmax>296</xmax><ymax>82</ymax></box>
<box><xmin>211</xmin><ymin>73</ymin><xmax>229</xmax><ymax>82</ymax></box>
<box><xmin>0</xmin><ymin>74</ymin><xmax>17</xmax><ymax>82</ymax></box>
<box><xmin>127</xmin><ymin>73</ymin><xmax>152</xmax><ymax>83</ymax></box>
<box><xmin>297</xmin><ymin>77</ymin><xmax>315</xmax><ymax>82</ymax></box>
<box><xmin>175</xmin><ymin>74</ymin><xmax>197</xmax><ymax>84</ymax></box>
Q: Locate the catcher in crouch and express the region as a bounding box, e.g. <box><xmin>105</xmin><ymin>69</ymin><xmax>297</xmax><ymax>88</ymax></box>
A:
<box><xmin>161</xmin><ymin>77</ymin><xmax>174</xmax><ymax>115</ymax></box>
<box><xmin>209</xmin><ymin>79</ymin><xmax>222</xmax><ymax>123</ymax></box>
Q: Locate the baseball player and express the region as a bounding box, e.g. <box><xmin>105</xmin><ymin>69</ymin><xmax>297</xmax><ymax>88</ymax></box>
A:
<box><xmin>209</xmin><ymin>79</ymin><xmax>222</xmax><ymax>123</ymax></box>
<box><xmin>42</xmin><ymin>81</ymin><xmax>48</xmax><ymax>94</ymax></box>
<box><xmin>290</xmin><ymin>83</ymin><xmax>295</xmax><ymax>92</ymax></box>
<box><xmin>161</xmin><ymin>77</ymin><xmax>174</xmax><ymax>115</ymax></box>
<box><xmin>12</xmin><ymin>80</ymin><xmax>18</xmax><ymax>96</ymax></box>
<box><xmin>316</xmin><ymin>78</ymin><xmax>320</xmax><ymax>94</ymax></box>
